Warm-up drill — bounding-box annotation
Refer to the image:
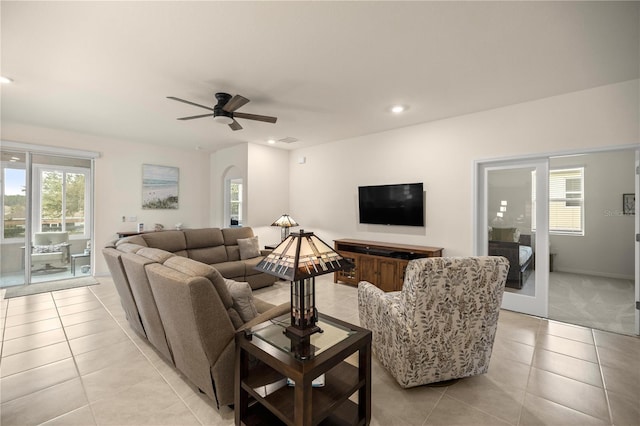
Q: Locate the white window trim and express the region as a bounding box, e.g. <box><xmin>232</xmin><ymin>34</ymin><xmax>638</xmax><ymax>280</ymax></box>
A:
<box><xmin>533</xmin><ymin>167</ymin><xmax>585</xmax><ymax>236</ymax></box>
<box><xmin>33</xmin><ymin>164</ymin><xmax>92</xmax><ymax>240</ymax></box>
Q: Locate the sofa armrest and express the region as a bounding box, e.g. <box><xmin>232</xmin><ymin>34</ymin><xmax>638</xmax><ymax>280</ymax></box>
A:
<box><xmin>238</xmin><ymin>302</ymin><xmax>291</xmax><ymax>332</ymax></box>
<box><xmin>253</xmin><ymin>297</ymin><xmax>276</xmax><ymax>314</ymax></box>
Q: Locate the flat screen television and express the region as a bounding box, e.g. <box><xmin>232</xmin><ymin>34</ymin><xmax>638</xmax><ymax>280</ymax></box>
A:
<box><xmin>358</xmin><ymin>183</ymin><xmax>424</xmax><ymax>227</ymax></box>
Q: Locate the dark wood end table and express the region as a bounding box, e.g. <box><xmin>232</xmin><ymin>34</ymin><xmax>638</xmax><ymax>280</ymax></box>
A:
<box><xmin>235</xmin><ymin>313</ymin><xmax>371</xmax><ymax>426</ymax></box>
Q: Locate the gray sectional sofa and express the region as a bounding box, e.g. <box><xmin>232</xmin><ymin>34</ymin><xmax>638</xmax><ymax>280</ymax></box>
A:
<box><xmin>102</xmin><ymin>227</ymin><xmax>288</xmax><ymax>408</ymax></box>
<box><xmin>116</xmin><ymin>227</ymin><xmax>278</xmax><ymax>289</ymax></box>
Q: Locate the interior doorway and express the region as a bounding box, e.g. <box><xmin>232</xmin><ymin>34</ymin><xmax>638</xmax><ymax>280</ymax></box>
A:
<box><xmin>476</xmin><ymin>146</ymin><xmax>639</xmax><ymax>336</ymax></box>
<box><xmin>476</xmin><ymin>158</ymin><xmax>549</xmax><ymax>318</ymax></box>
<box><xmin>546</xmin><ymin>150</ymin><xmax>636</xmax><ymax>335</ymax></box>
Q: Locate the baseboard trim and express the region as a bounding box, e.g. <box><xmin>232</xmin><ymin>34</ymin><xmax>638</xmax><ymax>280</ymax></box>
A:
<box><xmin>554</xmin><ymin>268</ymin><xmax>634</xmax><ymax>281</ymax></box>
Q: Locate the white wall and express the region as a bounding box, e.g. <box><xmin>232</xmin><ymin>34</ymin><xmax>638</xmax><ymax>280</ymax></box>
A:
<box><xmin>211</xmin><ymin>143</ymin><xmax>290</xmax><ymax>247</ymax></box>
<box><xmin>210</xmin><ymin>144</ymin><xmax>248</xmax><ymax>227</ymax></box>
<box><xmin>247</xmin><ymin>144</ymin><xmax>290</xmax><ymax>245</ymax></box>
<box><xmin>550</xmin><ymin>151</ymin><xmax>636</xmax><ymax>279</ymax></box>
<box><xmin>2</xmin><ymin>80</ymin><xmax>637</xmax><ymax>277</ymax></box>
<box><xmin>289</xmin><ymin>80</ymin><xmax>639</xmax><ymax>258</ymax></box>
<box><xmin>2</xmin><ymin>123</ymin><xmax>211</xmax><ymax>275</ymax></box>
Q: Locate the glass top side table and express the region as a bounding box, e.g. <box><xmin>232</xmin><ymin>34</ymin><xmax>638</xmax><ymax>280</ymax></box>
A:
<box><xmin>235</xmin><ymin>313</ymin><xmax>371</xmax><ymax>426</ymax></box>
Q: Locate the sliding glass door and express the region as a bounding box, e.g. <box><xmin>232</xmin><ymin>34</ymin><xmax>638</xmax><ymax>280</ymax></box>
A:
<box><xmin>0</xmin><ymin>150</ymin><xmax>27</xmax><ymax>286</ymax></box>
<box><xmin>476</xmin><ymin>158</ymin><xmax>549</xmax><ymax>317</ymax></box>
<box><xmin>0</xmin><ymin>148</ymin><xmax>94</xmax><ymax>287</ymax></box>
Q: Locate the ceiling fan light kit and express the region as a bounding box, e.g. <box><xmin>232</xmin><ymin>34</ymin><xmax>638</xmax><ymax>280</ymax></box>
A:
<box><xmin>167</xmin><ymin>92</ymin><xmax>277</xmax><ymax>131</ymax></box>
<box><xmin>213</xmin><ymin>115</ymin><xmax>233</xmax><ymax>125</ymax></box>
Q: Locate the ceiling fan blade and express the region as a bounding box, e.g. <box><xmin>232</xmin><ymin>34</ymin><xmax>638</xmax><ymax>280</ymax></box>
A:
<box><xmin>177</xmin><ymin>113</ymin><xmax>215</xmax><ymax>120</ymax></box>
<box><xmin>233</xmin><ymin>112</ymin><xmax>278</xmax><ymax>123</ymax></box>
<box><xmin>223</xmin><ymin>95</ymin><xmax>250</xmax><ymax>112</ymax></box>
<box><xmin>167</xmin><ymin>96</ymin><xmax>215</xmax><ymax>112</ymax></box>
<box><xmin>229</xmin><ymin>120</ymin><xmax>243</xmax><ymax>131</ymax></box>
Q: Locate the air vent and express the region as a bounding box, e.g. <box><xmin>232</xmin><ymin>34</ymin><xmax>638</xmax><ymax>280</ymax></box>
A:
<box><xmin>278</xmin><ymin>137</ymin><xmax>299</xmax><ymax>144</ymax></box>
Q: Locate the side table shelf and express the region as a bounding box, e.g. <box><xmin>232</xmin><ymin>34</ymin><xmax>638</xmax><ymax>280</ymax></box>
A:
<box><xmin>241</xmin><ymin>362</ymin><xmax>363</xmax><ymax>426</ymax></box>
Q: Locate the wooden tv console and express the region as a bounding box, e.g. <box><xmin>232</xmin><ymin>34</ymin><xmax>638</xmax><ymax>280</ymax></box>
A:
<box><xmin>334</xmin><ymin>239</ymin><xmax>443</xmax><ymax>292</ymax></box>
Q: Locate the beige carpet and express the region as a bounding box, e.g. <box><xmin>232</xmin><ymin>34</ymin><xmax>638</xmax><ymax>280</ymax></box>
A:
<box><xmin>548</xmin><ymin>271</ymin><xmax>635</xmax><ymax>335</ymax></box>
<box><xmin>3</xmin><ymin>276</ymin><xmax>99</xmax><ymax>299</ymax></box>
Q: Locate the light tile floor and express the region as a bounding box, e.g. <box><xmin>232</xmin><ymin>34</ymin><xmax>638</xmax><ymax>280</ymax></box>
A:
<box><xmin>1</xmin><ymin>275</ymin><xmax>639</xmax><ymax>425</ymax></box>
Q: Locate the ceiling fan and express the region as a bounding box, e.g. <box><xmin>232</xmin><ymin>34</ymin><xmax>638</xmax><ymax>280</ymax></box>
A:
<box><xmin>167</xmin><ymin>92</ymin><xmax>277</xmax><ymax>131</ymax></box>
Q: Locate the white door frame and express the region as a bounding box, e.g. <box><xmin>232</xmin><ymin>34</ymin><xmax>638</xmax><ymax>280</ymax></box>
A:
<box><xmin>475</xmin><ymin>157</ymin><xmax>549</xmax><ymax>318</ymax></box>
<box><xmin>635</xmin><ymin>149</ymin><xmax>639</xmax><ymax>335</ymax></box>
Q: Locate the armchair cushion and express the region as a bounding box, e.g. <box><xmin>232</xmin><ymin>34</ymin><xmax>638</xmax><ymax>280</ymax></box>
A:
<box><xmin>33</xmin><ymin>243</ymin><xmax>66</xmax><ymax>253</ymax></box>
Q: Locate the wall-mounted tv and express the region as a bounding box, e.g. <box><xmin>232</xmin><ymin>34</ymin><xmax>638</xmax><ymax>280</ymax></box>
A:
<box><xmin>358</xmin><ymin>183</ymin><xmax>424</xmax><ymax>227</ymax></box>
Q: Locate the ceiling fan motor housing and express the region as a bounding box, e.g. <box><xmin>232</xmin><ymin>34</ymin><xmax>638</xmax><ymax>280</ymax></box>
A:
<box><xmin>214</xmin><ymin>92</ymin><xmax>233</xmax><ymax>123</ymax></box>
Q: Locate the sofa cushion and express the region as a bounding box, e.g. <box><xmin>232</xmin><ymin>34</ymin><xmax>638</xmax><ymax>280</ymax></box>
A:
<box><xmin>116</xmin><ymin>235</ymin><xmax>148</xmax><ymax>247</ymax></box>
<box><xmin>116</xmin><ymin>243</ymin><xmax>145</xmax><ymax>254</ymax></box>
<box><xmin>238</xmin><ymin>236</ymin><xmax>260</xmax><ymax>260</ymax></box>
<box><xmin>242</xmin><ymin>257</ymin><xmax>264</xmax><ymax>276</ymax></box>
<box><xmin>136</xmin><ymin>247</ymin><xmax>176</xmax><ymax>264</ymax></box>
<box><xmin>160</xmin><ymin>256</ymin><xmax>244</xmax><ymax>329</ymax></box>
<box><xmin>226</xmin><ymin>245</ymin><xmax>241</xmax><ymax>262</ymax></box>
<box><xmin>222</xmin><ymin>227</ymin><xmax>255</xmax><ymax>246</ymax></box>
<box><xmin>224</xmin><ymin>279</ymin><xmax>258</xmax><ymax>322</ymax></box>
<box><xmin>188</xmin><ymin>246</ymin><xmax>228</xmax><ymax>265</ymax></box>
<box><xmin>163</xmin><ymin>256</ymin><xmax>234</xmax><ymax>310</ymax></box>
<box><xmin>183</xmin><ymin>228</ymin><xmax>224</xmax><ymax>249</ymax></box>
<box><xmin>213</xmin><ymin>261</ymin><xmax>245</xmax><ymax>279</ymax></box>
<box><xmin>141</xmin><ymin>230</ymin><xmax>187</xmax><ymax>253</ymax></box>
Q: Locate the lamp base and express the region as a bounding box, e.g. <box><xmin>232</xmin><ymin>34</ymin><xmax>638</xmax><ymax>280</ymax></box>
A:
<box><xmin>284</xmin><ymin>324</ymin><xmax>322</xmax><ymax>340</ymax></box>
<box><xmin>284</xmin><ymin>325</ymin><xmax>323</xmax><ymax>360</ymax></box>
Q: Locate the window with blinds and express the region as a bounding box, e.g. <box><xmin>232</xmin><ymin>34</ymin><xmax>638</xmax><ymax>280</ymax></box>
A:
<box><xmin>532</xmin><ymin>167</ymin><xmax>584</xmax><ymax>235</ymax></box>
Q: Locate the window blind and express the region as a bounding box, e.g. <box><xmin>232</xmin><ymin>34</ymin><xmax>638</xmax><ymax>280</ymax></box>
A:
<box><xmin>532</xmin><ymin>167</ymin><xmax>584</xmax><ymax>235</ymax></box>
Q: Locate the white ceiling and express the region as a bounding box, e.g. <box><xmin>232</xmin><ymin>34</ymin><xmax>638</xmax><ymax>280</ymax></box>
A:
<box><xmin>1</xmin><ymin>1</ymin><xmax>638</xmax><ymax>152</ymax></box>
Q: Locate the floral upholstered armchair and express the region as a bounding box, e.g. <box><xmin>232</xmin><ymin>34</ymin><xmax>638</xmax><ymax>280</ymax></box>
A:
<box><xmin>358</xmin><ymin>256</ymin><xmax>509</xmax><ymax>388</ymax></box>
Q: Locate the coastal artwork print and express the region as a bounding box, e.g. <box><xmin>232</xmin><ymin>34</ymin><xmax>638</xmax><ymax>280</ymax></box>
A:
<box><xmin>142</xmin><ymin>164</ymin><xmax>179</xmax><ymax>209</ymax></box>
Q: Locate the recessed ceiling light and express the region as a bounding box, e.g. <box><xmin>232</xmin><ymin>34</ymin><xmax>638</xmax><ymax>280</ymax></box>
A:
<box><xmin>0</xmin><ymin>76</ymin><xmax>14</xmax><ymax>84</ymax></box>
<box><xmin>391</xmin><ymin>105</ymin><xmax>405</xmax><ymax>114</ymax></box>
<box><xmin>267</xmin><ymin>139</ymin><xmax>276</xmax><ymax>144</ymax></box>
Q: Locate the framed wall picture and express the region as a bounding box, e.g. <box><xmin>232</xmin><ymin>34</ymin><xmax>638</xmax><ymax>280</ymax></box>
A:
<box><xmin>142</xmin><ymin>164</ymin><xmax>179</xmax><ymax>209</ymax></box>
<box><xmin>623</xmin><ymin>193</ymin><xmax>635</xmax><ymax>215</ymax></box>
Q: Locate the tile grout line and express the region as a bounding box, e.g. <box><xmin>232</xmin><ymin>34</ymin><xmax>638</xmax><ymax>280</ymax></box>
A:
<box><xmin>51</xmin><ymin>290</ymin><xmax>100</xmax><ymax>426</ymax></box>
<box><xmin>513</xmin><ymin>316</ymin><xmax>543</xmax><ymax>426</ymax></box>
<box><xmin>524</xmin><ymin>319</ymin><xmax>614</xmax><ymax>425</ymax></box>
<box><xmin>87</xmin><ymin>282</ymin><xmax>209</xmax><ymax>426</ymax></box>
<box><xmin>0</xmin><ymin>295</ymin><xmax>8</xmax><ymax>368</ymax></box>
<box><xmin>592</xmin><ymin>328</ymin><xmax>615</xmax><ymax>426</ymax></box>
<box><xmin>420</xmin><ymin>388</ymin><xmax>447</xmax><ymax>426</ymax></box>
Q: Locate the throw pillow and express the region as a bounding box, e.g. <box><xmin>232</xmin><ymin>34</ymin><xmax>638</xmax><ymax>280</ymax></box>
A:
<box><xmin>33</xmin><ymin>243</ymin><xmax>65</xmax><ymax>253</ymax></box>
<box><xmin>33</xmin><ymin>245</ymin><xmax>54</xmax><ymax>253</ymax></box>
<box><xmin>238</xmin><ymin>236</ymin><xmax>260</xmax><ymax>260</ymax></box>
<box><xmin>224</xmin><ymin>279</ymin><xmax>258</xmax><ymax>322</ymax></box>
<box><xmin>492</xmin><ymin>227</ymin><xmax>517</xmax><ymax>243</ymax></box>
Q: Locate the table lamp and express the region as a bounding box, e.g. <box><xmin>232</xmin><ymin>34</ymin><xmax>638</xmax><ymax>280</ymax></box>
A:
<box><xmin>254</xmin><ymin>230</ymin><xmax>353</xmax><ymax>358</ymax></box>
<box><xmin>271</xmin><ymin>214</ymin><xmax>298</xmax><ymax>241</ymax></box>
